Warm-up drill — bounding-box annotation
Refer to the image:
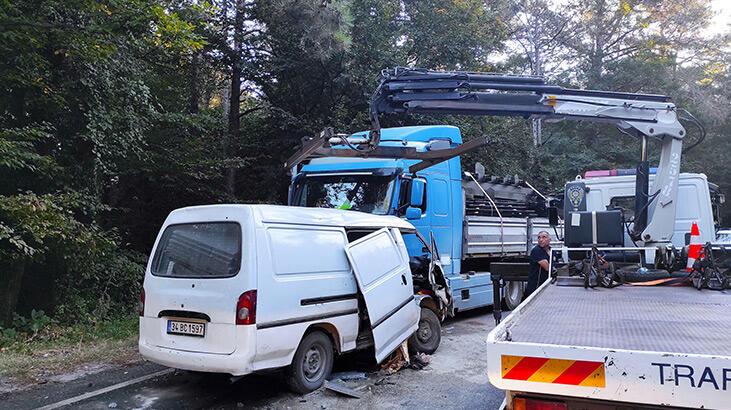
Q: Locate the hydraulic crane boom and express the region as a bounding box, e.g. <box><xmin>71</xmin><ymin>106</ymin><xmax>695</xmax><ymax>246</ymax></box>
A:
<box><xmin>368</xmin><ymin>67</ymin><xmax>688</xmax><ymax>247</ymax></box>
<box><xmin>286</xmin><ymin>67</ymin><xmax>694</xmax><ymax>247</ymax></box>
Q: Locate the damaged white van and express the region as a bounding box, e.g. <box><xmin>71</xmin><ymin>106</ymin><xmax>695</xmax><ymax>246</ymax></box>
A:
<box><xmin>139</xmin><ymin>205</ymin><xmax>448</xmax><ymax>393</ymax></box>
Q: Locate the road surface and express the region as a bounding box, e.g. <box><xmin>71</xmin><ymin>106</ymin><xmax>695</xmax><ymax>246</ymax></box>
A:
<box><xmin>2</xmin><ymin>307</ymin><xmax>505</xmax><ymax>409</ymax></box>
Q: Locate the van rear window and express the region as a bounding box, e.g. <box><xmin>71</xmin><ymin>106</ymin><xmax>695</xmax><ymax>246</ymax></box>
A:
<box><xmin>151</xmin><ymin>222</ymin><xmax>241</xmax><ymax>278</ymax></box>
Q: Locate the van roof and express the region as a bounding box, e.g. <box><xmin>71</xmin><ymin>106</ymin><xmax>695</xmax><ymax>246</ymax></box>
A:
<box><xmin>172</xmin><ymin>204</ymin><xmax>416</xmax><ymax>231</ymax></box>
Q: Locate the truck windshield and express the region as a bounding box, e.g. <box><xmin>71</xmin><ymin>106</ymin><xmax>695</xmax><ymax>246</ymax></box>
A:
<box><xmin>294</xmin><ymin>174</ymin><xmax>395</xmax><ymax>215</ymax></box>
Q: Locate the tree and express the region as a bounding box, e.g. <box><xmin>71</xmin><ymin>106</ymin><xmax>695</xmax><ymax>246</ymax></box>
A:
<box><xmin>0</xmin><ymin>0</ymin><xmax>205</xmax><ymax>324</ymax></box>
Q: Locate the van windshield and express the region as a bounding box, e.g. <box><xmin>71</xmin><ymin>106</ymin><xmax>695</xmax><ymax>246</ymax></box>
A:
<box><xmin>293</xmin><ymin>174</ymin><xmax>395</xmax><ymax>215</ymax></box>
<box><xmin>151</xmin><ymin>222</ymin><xmax>241</xmax><ymax>278</ymax></box>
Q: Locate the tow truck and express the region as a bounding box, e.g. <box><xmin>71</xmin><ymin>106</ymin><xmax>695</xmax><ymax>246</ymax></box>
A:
<box><xmin>287</xmin><ymin>67</ymin><xmax>730</xmax><ymax>408</ymax></box>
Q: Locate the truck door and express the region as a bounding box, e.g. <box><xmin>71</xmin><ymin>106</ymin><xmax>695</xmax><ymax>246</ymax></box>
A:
<box><xmin>344</xmin><ymin>228</ymin><xmax>420</xmax><ymax>363</ymax></box>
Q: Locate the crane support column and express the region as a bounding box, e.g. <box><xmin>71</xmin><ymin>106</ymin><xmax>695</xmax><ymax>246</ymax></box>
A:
<box><xmin>632</xmin><ymin>135</ymin><xmax>650</xmax><ymax>241</ymax></box>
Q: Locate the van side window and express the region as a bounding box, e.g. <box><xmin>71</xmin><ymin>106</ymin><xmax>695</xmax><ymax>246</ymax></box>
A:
<box><xmin>346</xmin><ymin>229</ymin><xmax>378</xmax><ymax>242</ymax></box>
<box><xmin>151</xmin><ymin>222</ymin><xmax>241</xmax><ymax>278</ymax></box>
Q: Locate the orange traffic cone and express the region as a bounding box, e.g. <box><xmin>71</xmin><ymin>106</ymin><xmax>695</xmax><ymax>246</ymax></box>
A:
<box><xmin>686</xmin><ymin>222</ymin><xmax>702</xmax><ymax>271</ymax></box>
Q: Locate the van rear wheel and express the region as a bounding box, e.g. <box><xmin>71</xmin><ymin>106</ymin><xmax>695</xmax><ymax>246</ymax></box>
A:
<box><xmin>285</xmin><ymin>331</ymin><xmax>334</xmax><ymax>394</ymax></box>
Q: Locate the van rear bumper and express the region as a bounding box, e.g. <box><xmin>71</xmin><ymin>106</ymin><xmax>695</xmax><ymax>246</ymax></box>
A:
<box><xmin>139</xmin><ymin>325</ymin><xmax>256</xmax><ymax>376</ymax></box>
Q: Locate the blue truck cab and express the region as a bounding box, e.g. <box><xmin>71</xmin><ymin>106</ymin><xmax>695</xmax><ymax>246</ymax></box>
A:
<box><xmin>288</xmin><ymin>125</ymin><xmax>493</xmax><ymax>313</ymax></box>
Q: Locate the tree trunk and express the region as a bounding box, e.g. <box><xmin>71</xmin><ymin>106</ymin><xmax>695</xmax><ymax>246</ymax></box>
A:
<box><xmin>0</xmin><ymin>258</ymin><xmax>26</xmax><ymax>326</ymax></box>
<box><xmin>225</xmin><ymin>0</ymin><xmax>245</xmax><ymax>199</ymax></box>
<box><xmin>188</xmin><ymin>52</ymin><xmax>200</xmax><ymax>114</ymax></box>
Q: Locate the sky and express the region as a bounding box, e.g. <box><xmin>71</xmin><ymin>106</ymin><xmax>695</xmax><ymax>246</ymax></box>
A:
<box><xmin>709</xmin><ymin>0</ymin><xmax>731</xmax><ymax>36</ymax></box>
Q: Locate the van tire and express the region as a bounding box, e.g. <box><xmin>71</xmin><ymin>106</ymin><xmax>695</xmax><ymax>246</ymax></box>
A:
<box><xmin>408</xmin><ymin>308</ymin><xmax>441</xmax><ymax>355</ymax></box>
<box><xmin>285</xmin><ymin>331</ymin><xmax>334</xmax><ymax>394</ymax></box>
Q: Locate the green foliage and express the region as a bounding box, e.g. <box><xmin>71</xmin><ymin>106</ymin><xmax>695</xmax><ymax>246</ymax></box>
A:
<box><xmin>0</xmin><ymin>192</ymin><xmax>91</xmax><ymax>258</ymax></box>
<box><xmin>0</xmin><ymin>310</ymin><xmax>53</xmax><ymax>347</ymax></box>
<box><xmin>0</xmin><ymin>313</ymin><xmax>137</xmax><ymax>352</ymax></box>
<box><xmin>12</xmin><ymin>310</ymin><xmax>53</xmax><ymax>335</ymax></box>
<box><xmin>54</xmin><ymin>247</ymin><xmax>146</xmax><ymax>324</ymax></box>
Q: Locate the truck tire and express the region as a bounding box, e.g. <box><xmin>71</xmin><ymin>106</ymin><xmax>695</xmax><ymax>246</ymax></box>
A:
<box><xmin>503</xmin><ymin>281</ymin><xmax>524</xmax><ymax>310</ymax></box>
<box><xmin>408</xmin><ymin>307</ymin><xmax>441</xmax><ymax>355</ymax></box>
<box><xmin>285</xmin><ymin>331</ymin><xmax>334</xmax><ymax>394</ymax></box>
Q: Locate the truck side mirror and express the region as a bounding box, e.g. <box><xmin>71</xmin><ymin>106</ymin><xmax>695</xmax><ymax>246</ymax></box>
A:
<box><xmin>548</xmin><ymin>206</ymin><xmax>559</xmax><ymax>227</ymax></box>
<box><xmin>410</xmin><ymin>178</ymin><xmax>426</xmax><ymax>208</ymax></box>
<box><xmin>405</xmin><ymin>207</ymin><xmax>422</xmax><ymax>220</ymax></box>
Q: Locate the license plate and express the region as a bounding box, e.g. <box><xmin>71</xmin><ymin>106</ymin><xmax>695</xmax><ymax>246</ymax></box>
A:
<box><xmin>167</xmin><ymin>320</ymin><xmax>206</xmax><ymax>337</ymax></box>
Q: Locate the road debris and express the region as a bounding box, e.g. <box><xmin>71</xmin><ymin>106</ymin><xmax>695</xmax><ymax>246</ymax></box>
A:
<box><xmin>323</xmin><ymin>380</ymin><xmax>362</xmax><ymax>399</ymax></box>
<box><xmin>409</xmin><ymin>353</ymin><xmax>431</xmax><ymax>370</ymax></box>
<box><xmin>381</xmin><ymin>341</ymin><xmax>411</xmax><ymax>375</ymax></box>
<box><xmin>374</xmin><ymin>377</ymin><xmax>396</xmax><ymax>386</ymax></box>
<box><xmin>329</xmin><ymin>371</ymin><xmax>367</xmax><ymax>382</ymax></box>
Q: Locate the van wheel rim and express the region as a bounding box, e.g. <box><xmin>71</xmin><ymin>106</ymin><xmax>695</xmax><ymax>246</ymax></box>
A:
<box><xmin>417</xmin><ymin>320</ymin><xmax>432</xmax><ymax>342</ymax></box>
<box><xmin>303</xmin><ymin>345</ymin><xmax>325</xmax><ymax>381</ymax></box>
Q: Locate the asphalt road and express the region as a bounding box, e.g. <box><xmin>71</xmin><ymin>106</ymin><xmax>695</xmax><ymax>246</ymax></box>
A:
<box><xmin>3</xmin><ymin>307</ymin><xmax>505</xmax><ymax>410</ymax></box>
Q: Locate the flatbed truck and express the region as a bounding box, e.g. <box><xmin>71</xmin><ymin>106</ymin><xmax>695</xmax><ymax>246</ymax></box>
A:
<box><xmin>487</xmin><ymin>279</ymin><xmax>731</xmax><ymax>409</ymax></box>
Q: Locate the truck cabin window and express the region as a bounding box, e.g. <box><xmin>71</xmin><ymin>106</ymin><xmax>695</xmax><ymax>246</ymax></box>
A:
<box><xmin>151</xmin><ymin>222</ymin><xmax>242</xmax><ymax>278</ymax></box>
<box><xmin>609</xmin><ymin>196</ymin><xmax>635</xmax><ymax>220</ymax></box>
<box><xmin>294</xmin><ymin>175</ymin><xmax>395</xmax><ymax>215</ymax></box>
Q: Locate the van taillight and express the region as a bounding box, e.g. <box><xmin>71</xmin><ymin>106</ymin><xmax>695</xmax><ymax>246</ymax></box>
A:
<box><xmin>236</xmin><ymin>290</ymin><xmax>257</xmax><ymax>325</ymax></box>
<box><xmin>138</xmin><ymin>288</ymin><xmax>145</xmax><ymax>317</ymax></box>
<box><xmin>514</xmin><ymin>397</ymin><xmax>567</xmax><ymax>410</ymax></box>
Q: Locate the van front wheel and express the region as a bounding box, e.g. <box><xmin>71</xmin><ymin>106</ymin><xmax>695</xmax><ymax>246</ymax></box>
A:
<box><xmin>285</xmin><ymin>331</ymin><xmax>334</xmax><ymax>394</ymax></box>
<box><xmin>408</xmin><ymin>307</ymin><xmax>441</xmax><ymax>354</ymax></box>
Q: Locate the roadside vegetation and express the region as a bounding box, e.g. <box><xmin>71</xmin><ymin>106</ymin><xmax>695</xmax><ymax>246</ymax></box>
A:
<box><xmin>1</xmin><ymin>0</ymin><xmax>729</xmax><ymax>388</ymax></box>
<box><xmin>0</xmin><ymin>313</ymin><xmax>138</xmax><ymax>385</ymax></box>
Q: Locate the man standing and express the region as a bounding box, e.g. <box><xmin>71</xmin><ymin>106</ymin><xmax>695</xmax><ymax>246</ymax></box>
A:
<box><xmin>526</xmin><ymin>231</ymin><xmax>551</xmax><ymax>297</ymax></box>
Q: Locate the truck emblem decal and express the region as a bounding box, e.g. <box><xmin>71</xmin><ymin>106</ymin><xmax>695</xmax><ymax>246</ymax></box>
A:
<box><xmin>501</xmin><ymin>355</ymin><xmax>606</xmax><ymax>388</ymax></box>
<box><xmin>568</xmin><ymin>186</ymin><xmax>583</xmax><ymax>210</ymax></box>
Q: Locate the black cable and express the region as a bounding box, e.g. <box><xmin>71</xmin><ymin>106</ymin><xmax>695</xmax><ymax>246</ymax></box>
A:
<box><xmin>678</xmin><ymin>109</ymin><xmax>706</xmax><ymax>153</ymax></box>
<box><xmin>628</xmin><ymin>189</ymin><xmax>660</xmax><ymax>243</ymax></box>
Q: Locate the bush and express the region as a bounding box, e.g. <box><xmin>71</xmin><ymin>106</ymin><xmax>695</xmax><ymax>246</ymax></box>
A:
<box><xmin>0</xmin><ymin>309</ymin><xmax>53</xmax><ymax>348</ymax></box>
<box><xmin>0</xmin><ymin>192</ymin><xmax>147</xmax><ymax>326</ymax></box>
<box><xmin>54</xmin><ymin>248</ymin><xmax>146</xmax><ymax>324</ymax></box>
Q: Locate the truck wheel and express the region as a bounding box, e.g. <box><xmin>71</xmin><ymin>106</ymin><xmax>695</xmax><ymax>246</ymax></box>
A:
<box><xmin>503</xmin><ymin>281</ymin><xmax>524</xmax><ymax>310</ymax></box>
<box><xmin>409</xmin><ymin>308</ymin><xmax>441</xmax><ymax>355</ymax></box>
<box><xmin>285</xmin><ymin>331</ymin><xmax>334</xmax><ymax>394</ymax></box>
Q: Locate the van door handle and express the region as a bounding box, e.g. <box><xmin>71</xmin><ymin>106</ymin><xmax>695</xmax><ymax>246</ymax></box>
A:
<box><xmin>401</xmin><ymin>274</ymin><xmax>407</xmax><ymax>285</ymax></box>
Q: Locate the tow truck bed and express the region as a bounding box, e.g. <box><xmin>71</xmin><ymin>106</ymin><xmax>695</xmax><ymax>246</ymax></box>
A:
<box><xmin>507</xmin><ymin>285</ymin><xmax>731</xmax><ymax>355</ymax></box>
<box><xmin>486</xmin><ymin>282</ymin><xmax>731</xmax><ymax>409</ymax></box>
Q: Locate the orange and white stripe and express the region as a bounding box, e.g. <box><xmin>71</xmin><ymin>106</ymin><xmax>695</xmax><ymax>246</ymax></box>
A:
<box><xmin>501</xmin><ymin>355</ymin><xmax>606</xmax><ymax>388</ymax></box>
<box><xmin>686</xmin><ymin>221</ymin><xmax>702</xmax><ymax>271</ymax></box>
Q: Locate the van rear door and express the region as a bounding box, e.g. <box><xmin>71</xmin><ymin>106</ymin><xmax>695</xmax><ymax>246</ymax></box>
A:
<box><xmin>344</xmin><ymin>228</ymin><xmax>419</xmax><ymax>363</ymax></box>
<box><xmin>143</xmin><ymin>221</ymin><xmax>243</xmax><ymax>355</ymax></box>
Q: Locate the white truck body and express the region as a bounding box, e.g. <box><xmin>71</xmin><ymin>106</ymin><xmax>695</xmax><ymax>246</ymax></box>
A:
<box><xmin>579</xmin><ymin>173</ymin><xmax>716</xmax><ymax>247</ymax></box>
<box><xmin>139</xmin><ymin>204</ymin><xmax>419</xmax><ymax>376</ymax></box>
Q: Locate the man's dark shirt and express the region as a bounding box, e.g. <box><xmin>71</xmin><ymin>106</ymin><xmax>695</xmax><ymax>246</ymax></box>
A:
<box><xmin>526</xmin><ymin>245</ymin><xmax>549</xmax><ymax>296</ymax></box>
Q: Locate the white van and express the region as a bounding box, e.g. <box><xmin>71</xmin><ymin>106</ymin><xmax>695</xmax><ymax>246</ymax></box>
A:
<box><xmin>139</xmin><ymin>204</ymin><xmax>441</xmax><ymax>392</ymax></box>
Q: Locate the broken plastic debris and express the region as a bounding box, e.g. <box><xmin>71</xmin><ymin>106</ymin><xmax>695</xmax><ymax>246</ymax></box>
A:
<box><xmin>323</xmin><ymin>380</ymin><xmax>362</xmax><ymax>399</ymax></box>
<box><xmin>330</xmin><ymin>371</ymin><xmax>367</xmax><ymax>382</ymax></box>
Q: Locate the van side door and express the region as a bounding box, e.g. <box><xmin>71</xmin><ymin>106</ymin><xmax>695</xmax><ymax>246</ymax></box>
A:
<box><xmin>344</xmin><ymin>227</ymin><xmax>420</xmax><ymax>363</ymax></box>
